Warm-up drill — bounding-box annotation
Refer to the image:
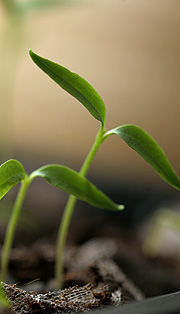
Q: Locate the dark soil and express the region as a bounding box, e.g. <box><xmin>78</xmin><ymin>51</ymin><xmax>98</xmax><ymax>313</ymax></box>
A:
<box><xmin>1</xmin><ymin>182</ymin><xmax>180</xmax><ymax>313</ymax></box>
<box><xmin>1</xmin><ymin>231</ymin><xmax>180</xmax><ymax>313</ymax></box>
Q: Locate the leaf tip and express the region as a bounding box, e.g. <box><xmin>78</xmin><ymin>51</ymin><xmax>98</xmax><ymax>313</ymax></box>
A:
<box><xmin>29</xmin><ymin>49</ymin><xmax>37</xmax><ymax>61</ymax></box>
<box><xmin>118</xmin><ymin>204</ymin><xmax>125</xmax><ymax>211</ymax></box>
<box><xmin>29</xmin><ymin>48</ymin><xmax>34</xmax><ymax>58</ymax></box>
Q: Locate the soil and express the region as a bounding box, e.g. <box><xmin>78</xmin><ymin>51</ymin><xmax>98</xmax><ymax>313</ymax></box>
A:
<box><xmin>0</xmin><ymin>183</ymin><xmax>180</xmax><ymax>313</ymax></box>
<box><xmin>1</xmin><ymin>230</ymin><xmax>180</xmax><ymax>313</ymax></box>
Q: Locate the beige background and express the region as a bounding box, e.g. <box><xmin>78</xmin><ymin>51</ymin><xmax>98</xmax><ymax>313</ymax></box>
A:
<box><xmin>1</xmin><ymin>0</ymin><xmax>180</xmax><ymax>188</ymax></box>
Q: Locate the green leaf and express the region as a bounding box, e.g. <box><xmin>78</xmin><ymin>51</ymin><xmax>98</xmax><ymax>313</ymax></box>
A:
<box><xmin>104</xmin><ymin>124</ymin><xmax>180</xmax><ymax>190</ymax></box>
<box><xmin>0</xmin><ymin>160</ymin><xmax>26</xmax><ymax>200</ymax></box>
<box><xmin>30</xmin><ymin>165</ymin><xmax>124</xmax><ymax>211</ymax></box>
<box><xmin>0</xmin><ymin>283</ymin><xmax>10</xmax><ymax>308</ymax></box>
<box><xmin>29</xmin><ymin>50</ymin><xmax>106</xmax><ymax>125</ymax></box>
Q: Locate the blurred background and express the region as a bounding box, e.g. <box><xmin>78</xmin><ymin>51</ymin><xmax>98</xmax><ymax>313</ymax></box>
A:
<box><xmin>0</xmin><ymin>0</ymin><xmax>180</xmax><ymax>244</ymax></box>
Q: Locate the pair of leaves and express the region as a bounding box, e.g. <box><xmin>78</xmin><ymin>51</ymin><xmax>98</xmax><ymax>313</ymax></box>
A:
<box><xmin>0</xmin><ymin>160</ymin><xmax>124</xmax><ymax>211</ymax></box>
<box><xmin>29</xmin><ymin>50</ymin><xmax>180</xmax><ymax>191</ymax></box>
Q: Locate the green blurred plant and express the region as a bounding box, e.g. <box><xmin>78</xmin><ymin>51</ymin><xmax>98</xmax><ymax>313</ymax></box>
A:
<box><xmin>143</xmin><ymin>208</ymin><xmax>180</xmax><ymax>256</ymax></box>
<box><xmin>0</xmin><ymin>2</ymin><xmax>77</xmax><ymax>307</ymax></box>
<box><xmin>1</xmin><ymin>0</ymin><xmax>74</xmax><ymax>16</ymax></box>
<box><xmin>0</xmin><ymin>200</ymin><xmax>46</xmax><ymax>236</ymax></box>
<box><xmin>0</xmin><ymin>0</ymin><xmax>75</xmax><ymax>161</ymax></box>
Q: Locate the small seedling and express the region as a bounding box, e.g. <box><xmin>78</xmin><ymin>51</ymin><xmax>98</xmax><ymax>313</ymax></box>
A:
<box><xmin>0</xmin><ymin>51</ymin><xmax>180</xmax><ymax>290</ymax></box>
<box><xmin>0</xmin><ymin>160</ymin><xmax>123</xmax><ymax>281</ymax></box>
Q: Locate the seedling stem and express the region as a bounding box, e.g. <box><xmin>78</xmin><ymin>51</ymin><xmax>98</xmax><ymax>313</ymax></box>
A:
<box><xmin>0</xmin><ymin>175</ymin><xmax>30</xmax><ymax>281</ymax></box>
<box><xmin>55</xmin><ymin>124</ymin><xmax>105</xmax><ymax>288</ymax></box>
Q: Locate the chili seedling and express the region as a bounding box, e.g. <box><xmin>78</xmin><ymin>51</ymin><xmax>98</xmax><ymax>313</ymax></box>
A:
<box><xmin>29</xmin><ymin>50</ymin><xmax>180</xmax><ymax>287</ymax></box>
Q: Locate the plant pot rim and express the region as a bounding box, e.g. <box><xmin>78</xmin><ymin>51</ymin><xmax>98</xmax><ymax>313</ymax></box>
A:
<box><xmin>102</xmin><ymin>291</ymin><xmax>180</xmax><ymax>314</ymax></box>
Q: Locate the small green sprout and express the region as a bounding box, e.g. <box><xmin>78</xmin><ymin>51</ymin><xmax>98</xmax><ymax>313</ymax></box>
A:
<box><xmin>0</xmin><ymin>50</ymin><xmax>180</xmax><ymax>291</ymax></box>
<box><xmin>0</xmin><ymin>160</ymin><xmax>123</xmax><ymax>282</ymax></box>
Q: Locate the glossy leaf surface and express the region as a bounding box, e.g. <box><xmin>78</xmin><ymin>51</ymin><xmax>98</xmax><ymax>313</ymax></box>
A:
<box><xmin>104</xmin><ymin>124</ymin><xmax>180</xmax><ymax>190</ymax></box>
<box><xmin>29</xmin><ymin>50</ymin><xmax>106</xmax><ymax>125</ymax></box>
<box><xmin>0</xmin><ymin>160</ymin><xmax>26</xmax><ymax>200</ymax></box>
<box><xmin>31</xmin><ymin>165</ymin><xmax>124</xmax><ymax>211</ymax></box>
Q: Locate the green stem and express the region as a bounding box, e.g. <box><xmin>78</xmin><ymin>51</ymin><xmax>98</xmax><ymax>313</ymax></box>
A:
<box><xmin>0</xmin><ymin>175</ymin><xmax>30</xmax><ymax>281</ymax></box>
<box><xmin>79</xmin><ymin>124</ymin><xmax>105</xmax><ymax>177</ymax></box>
<box><xmin>55</xmin><ymin>124</ymin><xmax>105</xmax><ymax>288</ymax></box>
<box><xmin>55</xmin><ymin>195</ymin><xmax>76</xmax><ymax>288</ymax></box>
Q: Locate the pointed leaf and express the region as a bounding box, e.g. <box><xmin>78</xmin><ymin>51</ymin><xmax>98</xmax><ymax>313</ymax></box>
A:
<box><xmin>29</xmin><ymin>50</ymin><xmax>106</xmax><ymax>125</ymax></box>
<box><xmin>30</xmin><ymin>165</ymin><xmax>124</xmax><ymax>211</ymax></box>
<box><xmin>104</xmin><ymin>125</ymin><xmax>180</xmax><ymax>190</ymax></box>
<box><xmin>0</xmin><ymin>160</ymin><xmax>26</xmax><ymax>200</ymax></box>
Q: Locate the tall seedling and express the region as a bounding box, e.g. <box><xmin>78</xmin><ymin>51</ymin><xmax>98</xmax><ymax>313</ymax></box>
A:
<box><xmin>29</xmin><ymin>50</ymin><xmax>180</xmax><ymax>288</ymax></box>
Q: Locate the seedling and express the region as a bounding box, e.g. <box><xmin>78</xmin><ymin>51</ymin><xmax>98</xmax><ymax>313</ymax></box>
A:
<box><xmin>0</xmin><ymin>51</ymin><xmax>180</xmax><ymax>290</ymax></box>
<box><xmin>28</xmin><ymin>50</ymin><xmax>180</xmax><ymax>286</ymax></box>
<box><xmin>0</xmin><ymin>160</ymin><xmax>123</xmax><ymax>281</ymax></box>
